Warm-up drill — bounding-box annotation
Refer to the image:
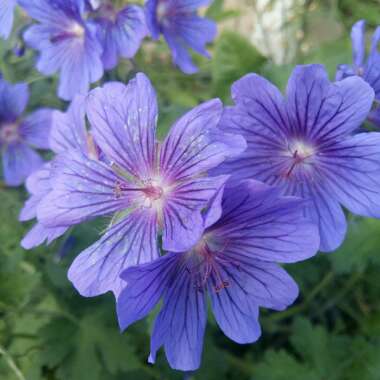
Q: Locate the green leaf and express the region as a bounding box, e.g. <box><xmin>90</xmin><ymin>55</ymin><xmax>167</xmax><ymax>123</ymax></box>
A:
<box><xmin>254</xmin><ymin>350</ymin><xmax>317</xmax><ymax>380</ymax></box>
<box><xmin>329</xmin><ymin>217</ymin><xmax>380</xmax><ymax>274</ymax></box>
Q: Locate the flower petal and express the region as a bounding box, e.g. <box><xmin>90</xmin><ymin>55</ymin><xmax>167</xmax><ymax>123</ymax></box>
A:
<box><xmin>321</xmin><ymin>132</ymin><xmax>380</xmax><ymax>218</ymax></box>
<box><xmin>98</xmin><ymin>5</ymin><xmax>147</xmax><ymax>70</ymax></box>
<box><xmin>162</xmin><ymin>175</ymin><xmax>229</xmax><ymax>251</ymax></box>
<box><xmin>208</xmin><ymin>264</ymin><xmax>261</xmax><ymax>344</ymax></box>
<box><xmin>68</xmin><ymin>209</ymin><xmax>158</xmax><ymax>297</ymax></box>
<box><xmin>57</xmin><ymin>24</ymin><xmax>103</xmax><ymax>100</ymax></box>
<box><xmin>210</xmin><ymin>180</ymin><xmax>320</xmax><ymax>262</ymax></box>
<box><xmin>0</xmin><ymin>0</ymin><xmax>16</xmax><ymax>39</ymax></box>
<box><xmin>37</xmin><ymin>152</ymin><xmax>132</xmax><ymax>226</ymax></box>
<box><xmin>160</xmin><ymin>99</ymin><xmax>246</xmax><ymax>182</ymax></box>
<box><xmin>149</xmin><ymin>255</ymin><xmax>207</xmax><ymax>371</ymax></box>
<box><xmin>21</xmin><ymin>223</ymin><xmax>68</xmax><ymax>250</ymax></box>
<box><xmin>0</xmin><ymin>79</ymin><xmax>29</xmax><ymax>122</ymax></box>
<box><xmin>286</xmin><ymin>64</ymin><xmax>374</xmax><ymax>140</ymax></box>
<box><xmin>19</xmin><ymin>108</ymin><xmax>53</xmax><ymax>150</ymax></box>
<box><xmin>86</xmin><ymin>73</ymin><xmax>158</xmax><ymax>179</ymax></box>
<box><xmin>50</xmin><ymin>95</ymin><xmax>88</xmax><ymax>154</ymax></box>
<box><xmin>235</xmin><ymin>260</ymin><xmax>299</xmax><ymax>311</ymax></box>
<box><xmin>351</xmin><ymin>20</ymin><xmax>366</xmax><ymax>67</ymax></box>
<box><xmin>303</xmin><ymin>182</ymin><xmax>347</xmax><ymax>252</ymax></box>
<box><xmin>117</xmin><ymin>252</ymin><xmax>179</xmax><ymax>330</ymax></box>
<box><xmin>2</xmin><ymin>143</ymin><xmax>43</xmax><ymax>186</ymax></box>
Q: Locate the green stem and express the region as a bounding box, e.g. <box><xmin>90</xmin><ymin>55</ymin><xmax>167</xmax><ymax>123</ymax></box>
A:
<box><xmin>0</xmin><ymin>345</ymin><xmax>26</xmax><ymax>380</ymax></box>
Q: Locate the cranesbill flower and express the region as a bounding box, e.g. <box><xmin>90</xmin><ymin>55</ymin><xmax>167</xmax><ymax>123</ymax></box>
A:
<box><xmin>117</xmin><ymin>179</ymin><xmax>319</xmax><ymax>371</ymax></box>
<box><xmin>215</xmin><ymin>64</ymin><xmax>380</xmax><ymax>252</ymax></box>
<box><xmin>20</xmin><ymin>95</ymin><xmax>90</xmax><ymax>248</ymax></box>
<box><xmin>0</xmin><ymin>77</ymin><xmax>51</xmax><ymax>186</ymax></box>
<box><xmin>20</xmin><ymin>163</ymin><xmax>69</xmax><ymax>249</ymax></box>
<box><xmin>91</xmin><ymin>1</ymin><xmax>147</xmax><ymax>70</ymax></box>
<box><xmin>19</xmin><ymin>0</ymin><xmax>103</xmax><ymax>101</ymax></box>
<box><xmin>336</xmin><ymin>20</ymin><xmax>380</xmax><ymax>126</ymax></box>
<box><xmin>0</xmin><ymin>0</ymin><xmax>16</xmax><ymax>39</ymax></box>
<box><xmin>37</xmin><ymin>73</ymin><xmax>246</xmax><ymax>297</ymax></box>
<box><xmin>145</xmin><ymin>0</ymin><xmax>217</xmax><ymax>74</ymax></box>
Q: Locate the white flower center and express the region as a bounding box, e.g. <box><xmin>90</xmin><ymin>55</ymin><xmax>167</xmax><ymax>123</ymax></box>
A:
<box><xmin>0</xmin><ymin>123</ymin><xmax>19</xmax><ymax>144</ymax></box>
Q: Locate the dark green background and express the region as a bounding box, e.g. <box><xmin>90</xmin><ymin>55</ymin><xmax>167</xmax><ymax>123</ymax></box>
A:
<box><xmin>1</xmin><ymin>1</ymin><xmax>379</xmax><ymax>379</ymax></box>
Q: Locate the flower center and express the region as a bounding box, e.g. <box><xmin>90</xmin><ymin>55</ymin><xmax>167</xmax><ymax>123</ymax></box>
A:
<box><xmin>142</xmin><ymin>184</ymin><xmax>164</xmax><ymax>201</ymax></box>
<box><xmin>0</xmin><ymin>122</ymin><xmax>19</xmax><ymax>144</ymax></box>
<box><xmin>187</xmin><ymin>239</ymin><xmax>231</xmax><ymax>293</ymax></box>
<box><xmin>50</xmin><ymin>23</ymin><xmax>85</xmax><ymax>43</ymax></box>
<box><xmin>113</xmin><ymin>177</ymin><xmax>168</xmax><ymax>211</ymax></box>
<box><xmin>285</xmin><ymin>140</ymin><xmax>316</xmax><ymax>178</ymax></box>
<box><xmin>157</xmin><ymin>3</ymin><xmax>168</xmax><ymax>20</ymax></box>
<box><xmin>69</xmin><ymin>23</ymin><xmax>85</xmax><ymax>38</ymax></box>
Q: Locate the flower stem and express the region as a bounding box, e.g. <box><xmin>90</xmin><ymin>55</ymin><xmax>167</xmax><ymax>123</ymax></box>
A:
<box><xmin>0</xmin><ymin>344</ymin><xmax>26</xmax><ymax>380</ymax></box>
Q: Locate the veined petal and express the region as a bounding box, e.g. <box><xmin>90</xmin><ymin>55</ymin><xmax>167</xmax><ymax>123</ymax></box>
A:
<box><xmin>286</xmin><ymin>64</ymin><xmax>374</xmax><ymax>140</ymax></box>
<box><xmin>68</xmin><ymin>209</ymin><xmax>158</xmax><ymax>297</ymax></box>
<box><xmin>162</xmin><ymin>175</ymin><xmax>229</xmax><ymax>251</ymax></box>
<box><xmin>117</xmin><ymin>252</ymin><xmax>179</xmax><ymax>330</ymax></box>
<box><xmin>234</xmin><ymin>260</ymin><xmax>299</xmax><ymax>311</ymax></box>
<box><xmin>50</xmin><ymin>95</ymin><xmax>88</xmax><ymax>154</ymax></box>
<box><xmin>86</xmin><ymin>73</ymin><xmax>158</xmax><ymax>179</ymax></box>
<box><xmin>230</xmin><ymin>73</ymin><xmax>290</xmax><ymax>137</ymax></box>
<box><xmin>208</xmin><ymin>264</ymin><xmax>261</xmax><ymax>344</ymax></box>
<box><xmin>57</xmin><ymin>24</ymin><xmax>103</xmax><ymax>101</ymax></box>
<box><xmin>2</xmin><ymin>143</ymin><xmax>43</xmax><ymax>187</ymax></box>
<box><xmin>37</xmin><ymin>152</ymin><xmax>132</xmax><ymax>227</ymax></box>
<box><xmin>303</xmin><ymin>182</ymin><xmax>347</xmax><ymax>252</ymax></box>
<box><xmin>149</xmin><ymin>255</ymin><xmax>207</xmax><ymax>371</ymax></box>
<box><xmin>21</xmin><ymin>223</ymin><xmax>68</xmax><ymax>250</ymax></box>
<box><xmin>351</xmin><ymin>20</ymin><xmax>366</xmax><ymax>67</ymax></box>
<box><xmin>160</xmin><ymin>99</ymin><xmax>245</xmax><ymax>182</ymax></box>
<box><xmin>0</xmin><ymin>79</ymin><xmax>29</xmax><ymax>122</ymax></box>
<box><xmin>19</xmin><ymin>109</ymin><xmax>53</xmax><ymax>150</ymax></box>
<box><xmin>98</xmin><ymin>5</ymin><xmax>147</xmax><ymax>70</ymax></box>
<box><xmin>210</xmin><ymin>180</ymin><xmax>320</xmax><ymax>263</ymax></box>
<box><xmin>0</xmin><ymin>0</ymin><xmax>16</xmax><ymax>39</ymax></box>
<box><xmin>321</xmin><ymin>133</ymin><xmax>380</xmax><ymax>218</ymax></box>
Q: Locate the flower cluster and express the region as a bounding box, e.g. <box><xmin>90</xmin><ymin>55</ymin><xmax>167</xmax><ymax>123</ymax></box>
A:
<box><xmin>2</xmin><ymin>9</ymin><xmax>379</xmax><ymax>373</ymax></box>
<box><xmin>1</xmin><ymin>0</ymin><xmax>216</xmax><ymax>100</ymax></box>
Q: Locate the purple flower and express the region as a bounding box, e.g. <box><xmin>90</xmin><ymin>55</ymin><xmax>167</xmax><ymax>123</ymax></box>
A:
<box><xmin>92</xmin><ymin>1</ymin><xmax>147</xmax><ymax>70</ymax></box>
<box><xmin>37</xmin><ymin>73</ymin><xmax>246</xmax><ymax>297</ymax></box>
<box><xmin>215</xmin><ymin>64</ymin><xmax>380</xmax><ymax>252</ymax></box>
<box><xmin>0</xmin><ymin>0</ymin><xmax>16</xmax><ymax>39</ymax></box>
<box><xmin>0</xmin><ymin>77</ymin><xmax>51</xmax><ymax>186</ymax></box>
<box><xmin>145</xmin><ymin>0</ymin><xmax>217</xmax><ymax>74</ymax></box>
<box><xmin>116</xmin><ymin>179</ymin><xmax>319</xmax><ymax>371</ymax></box>
<box><xmin>20</xmin><ymin>163</ymin><xmax>69</xmax><ymax>249</ymax></box>
<box><xmin>20</xmin><ymin>95</ymin><xmax>89</xmax><ymax>248</ymax></box>
<box><xmin>336</xmin><ymin>20</ymin><xmax>380</xmax><ymax>126</ymax></box>
<box><xmin>19</xmin><ymin>0</ymin><xmax>103</xmax><ymax>101</ymax></box>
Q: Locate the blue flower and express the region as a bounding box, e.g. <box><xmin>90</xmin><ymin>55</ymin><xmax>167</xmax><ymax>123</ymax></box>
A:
<box><xmin>336</xmin><ymin>20</ymin><xmax>380</xmax><ymax>126</ymax></box>
<box><xmin>145</xmin><ymin>0</ymin><xmax>217</xmax><ymax>74</ymax></box>
<box><xmin>214</xmin><ymin>64</ymin><xmax>380</xmax><ymax>252</ymax></box>
<box><xmin>0</xmin><ymin>0</ymin><xmax>16</xmax><ymax>39</ymax></box>
<box><xmin>117</xmin><ymin>179</ymin><xmax>319</xmax><ymax>371</ymax></box>
<box><xmin>20</xmin><ymin>95</ymin><xmax>90</xmax><ymax>249</ymax></box>
<box><xmin>34</xmin><ymin>73</ymin><xmax>246</xmax><ymax>298</ymax></box>
<box><xmin>19</xmin><ymin>0</ymin><xmax>104</xmax><ymax>100</ymax></box>
<box><xmin>0</xmin><ymin>77</ymin><xmax>52</xmax><ymax>186</ymax></box>
<box><xmin>91</xmin><ymin>1</ymin><xmax>147</xmax><ymax>70</ymax></box>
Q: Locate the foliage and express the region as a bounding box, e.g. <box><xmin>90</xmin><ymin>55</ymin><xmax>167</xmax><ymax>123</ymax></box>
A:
<box><xmin>1</xmin><ymin>0</ymin><xmax>380</xmax><ymax>379</ymax></box>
